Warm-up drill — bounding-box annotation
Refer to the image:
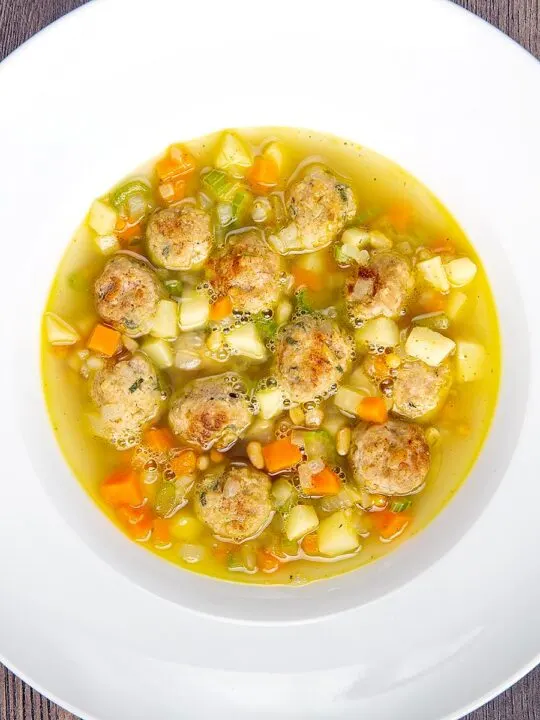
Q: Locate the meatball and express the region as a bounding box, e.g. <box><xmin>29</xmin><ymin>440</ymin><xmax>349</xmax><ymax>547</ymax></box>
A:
<box><xmin>90</xmin><ymin>353</ymin><xmax>166</xmax><ymax>447</ymax></box>
<box><xmin>94</xmin><ymin>254</ymin><xmax>164</xmax><ymax>337</ymax></box>
<box><xmin>146</xmin><ymin>204</ymin><xmax>213</xmax><ymax>271</ymax></box>
<box><xmin>345</xmin><ymin>252</ymin><xmax>414</xmax><ymax>322</ymax></box>
<box><xmin>275</xmin><ymin>315</ymin><xmax>353</xmax><ymax>404</ymax></box>
<box><xmin>349</xmin><ymin>419</ymin><xmax>430</xmax><ymax>495</ymax></box>
<box><xmin>392</xmin><ymin>360</ymin><xmax>452</xmax><ymax>422</ymax></box>
<box><xmin>169</xmin><ymin>374</ymin><xmax>253</xmax><ymax>450</ymax></box>
<box><xmin>208</xmin><ymin>230</ymin><xmax>282</xmax><ymax>314</ymax></box>
<box><xmin>194</xmin><ymin>465</ymin><xmax>273</xmax><ymax>542</ymax></box>
<box><xmin>283</xmin><ymin>167</ymin><xmax>356</xmax><ymax>251</ymax></box>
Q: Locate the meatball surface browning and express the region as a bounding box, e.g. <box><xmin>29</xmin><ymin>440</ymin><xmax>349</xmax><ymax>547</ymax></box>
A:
<box><xmin>146</xmin><ymin>204</ymin><xmax>213</xmax><ymax>270</ymax></box>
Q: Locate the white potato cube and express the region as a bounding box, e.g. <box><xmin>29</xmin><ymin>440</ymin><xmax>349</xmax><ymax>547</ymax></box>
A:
<box><xmin>285</xmin><ymin>505</ymin><xmax>319</xmax><ymax>541</ymax></box>
<box><xmin>318</xmin><ymin>511</ymin><xmax>359</xmax><ymax>557</ymax></box>
<box><xmin>455</xmin><ymin>340</ymin><xmax>486</xmax><ymax>382</ymax></box>
<box><xmin>405</xmin><ymin>326</ymin><xmax>455</xmax><ymax>367</ymax></box>
<box><xmin>446</xmin><ymin>290</ymin><xmax>468</xmax><ymax>320</ymax></box>
<box><xmin>417</xmin><ymin>256</ymin><xmax>450</xmax><ymax>292</ymax></box>
<box><xmin>88</xmin><ymin>200</ymin><xmax>118</xmax><ymax>235</ymax></box>
<box><xmin>444</xmin><ymin>258</ymin><xmax>477</xmax><ymax>287</ymax></box>
<box><xmin>355</xmin><ymin>317</ymin><xmax>399</xmax><ymax>349</ymax></box>
<box><xmin>227</xmin><ymin>323</ymin><xmax>267</xmax><ymax>360</ymax></box>
<box><xmin>150</xmin><ymin>300</ymin><xmax>179</xmax><ymax>339</ymax></box>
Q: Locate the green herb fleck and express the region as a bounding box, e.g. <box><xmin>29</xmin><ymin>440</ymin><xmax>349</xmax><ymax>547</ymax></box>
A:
<box><xmin>129</xmin><ymin>378</ymin><xmax>144</xmax><ymax>393</ymax></box>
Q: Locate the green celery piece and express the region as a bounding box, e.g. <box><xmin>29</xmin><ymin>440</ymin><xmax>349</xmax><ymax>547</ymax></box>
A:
<box><xmin>303</xmin><ymin>430</ymin><xmax>336</xmax><ymax>464</ymax></box>
<box><xmin>202</xmin><ymin>169</ymin><xmax>239</xmax><ymax>201</ymax></box>
<box><xmin>390</xmin><ymin>499</ymin><xmax>412</xmax><ymax>513</ymax></box>
<box><xmin>110</xmin><ymin>179</ymin><xmax>152</xmax><ymax>209</ymax></box>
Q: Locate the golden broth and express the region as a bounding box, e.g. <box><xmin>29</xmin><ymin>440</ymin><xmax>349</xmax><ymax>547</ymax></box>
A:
<box><xmin>42</xmin><ymin>128</ymin><xmax>500</xmax><ymax>585</ymax></box>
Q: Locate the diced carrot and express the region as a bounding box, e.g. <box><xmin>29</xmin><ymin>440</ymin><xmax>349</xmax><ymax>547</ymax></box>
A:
<box><xmin>210</xmin><ymin>449</ymin><xmax>225</xmax><ymax>463</ymax></box>
<box><xmin>371</xmin><ymin>510</ymin><xmax>411</xmax><ymax>540</ymax></box>
<box><xmin>257</xmin><ymin>549</ymin><xmax>281</xmax><ymax>572</ymax></box>
<box><xmin>101</xmin><ymin>468</ymin><xmax>143</xmax><ymax>507</ymax></box>
<box><xmin>115</xmin><ymin>217</ymin><xmax>144</xmax><ymax>243</ymax></box>
<box><xmin>143</xmin><ymin>427</ymin><xmax>176</xmax><ymax>453</ymax></box>
<box><xmin>386</xmin><ymin>201</ymin><xmax>412</xmax><ymax>232</ymax></box>
<box><xmin>117</xmin><ymin>505</ymin><xmax>153</xmax><ymax>541</ymax></box>
<box><xmin>170</xmin><ymin>449</ymin><xmax>197</xmax><ymax>476</ymax></box>
<box><xmin>153</xmin><ymin>518</ymin><xmax>171</xmax><ymax>546</ymax></box>
<box><xmin>87</xmin><ymin>323</ymin><xmax>121</xmax><ymax>357</ymax></box>
<box><xmin>209</xmin><ymin>295</ymin><xmax>233</xmax><ymax>322</ymax></box>
<box><xmin>357</xmin><ymin>397</ymin><xmax>388</xmax><ymax>424</ymax></box>
<box><xmin>262</xmin><ymin>438</ymin><xmax>302</xmax><ymax>474</ymax></box>
<box><xmin>158</xmin><ymin>178</ymin><xmax>186</xmax><ymax>205</ymax></box>
<box><xmin>247</xmin><ymin>156</ymin><xmax>279</xmax><ymax>194</ymax></box>
<box><xmin>155</xmin><ymin>145</ymin><xmax>196</xmax><ymax>182</ymax></box>
<box><xmin>417</xmin><ymin>290</ymin><xmax>446</xmax><ymax>313</ymax></box>
<box><xmin>212</xmin><ymin>541</ymin><xmax>234</xmax><ymax>562</ymax></box>
<box><xmin>292</xmin><ymin>266</ymin><xmax>323</xmax><ymax>292</ymax></box>
<box><xmin>301</xmin><ymin>533</ymin><xmax>319</xmax><ymax>555</ymax></box>
<box><xmin>307</xmin><ymin>466</ymin><xmax>341</xmax><ymax>496</ymax></box>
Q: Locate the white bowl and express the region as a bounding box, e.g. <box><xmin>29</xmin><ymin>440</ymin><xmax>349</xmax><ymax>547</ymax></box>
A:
<box><xmin>0</xmin><ymin>0</ymin><xmax>539</xmax><ymax>717</ymax></box>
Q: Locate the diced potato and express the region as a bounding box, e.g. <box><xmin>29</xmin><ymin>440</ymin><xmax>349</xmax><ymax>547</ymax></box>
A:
<box><xmin>45</xmin><ymin>312</ymin><xmax>80</xmax><ymax>346</ymax></box>
<box><xmin>86</xmin><ymin>412</ymin><xmax>108</xmax><ymax>438</ymax></box>
<box><xmin>322</xmin><ymin>408</ymin><xmax>349</xmax><ymax>436</ymax></box>
<box><xmin>285</xmin><ymin>505</ymin><xmax>319</xmax><ymax>541</ymax></box>
<box><xmin>263</xmin><ymin>141</ymin><xmax>285</xmax><ymax>173</ymax></box>
<box><xmin>142</xmin><ymin>337</ymin><xmax>174</xmax><ymax>369</ymax></box>
<box><xmin>150</xmin><ymin>299</ymin><xmax>179</xmax><ymax>339</ymax></box>
<box><xmin>341</xmin><ymin>244</ymin><xmax>370</xmax><ymax>264</ymax></box>
<box><xmin>455</xmin><ymin>339</ymin><xmax>486</xmax><ymax>382</ymax></box>
<box><xmin>348</xmin><ymin>367</ymin><xmax>377</xmax><ymax>394</ymax></box>
<box><xmin>446</xmin><ymin>290</ymin><xmax>468</xmax><ymax>320</ymax></box>
<box><xmin>214</xmin><ymin>132</ymin><xmax>252</xmax><ymax>172</ymax></box>
<box><xmin>179</xmin><ymin>291</ymin><xmax>209</xmax><ymax>331</ymax></box>
<box><xmin>341</xmin><ymin>227</ymin><xmax>370</xmax><ymax>248</ymax></box>
<box><xmin>256</xmin><ymin>387</ymin><xmax>284</xmax><ymax>419</ymax></box>
<box><xmin>416</xmin><ymin>256</ymin><xmax>450</xmax><ymax>292</ymax></box>
<box><xmin>275</xmin><ymin>299</ymin><xmax>293</xmax><ymax>325</ymax></box>
<box><xmin>227</xmin><ymin>323</ymin><xmax>267</xmax><ymax>360</ymax></box>
<box><xmin>317</xmin><ymin>510</ymin><xmax>359</xmax><ymax>557</ymax></box>
<box><xmin>334</xmin><ymin>386</ymin><xmax>365</xmax><ymax>416</ymax></box>
<box><xmin>170</xmin><ymin>513</ymin><xmax>204</xmax><ymax>542</ymax></box>
<box><xmin>405</xmin><ymin>327</ymin><xmax>456</xmax><ymax>367</ymax></box>
<box><xmin>355</xmin><ymin>317</ymin><xmax>399</xmax><ymax>350</ymax></box>
<box><xmin>94</xmin><ymin>233</ymin><xmax>119</xmax><ymax>255</ymax></box>
<box><xmin>444</xmin><ymin>258</ymin><xmax>477</xmax><ymax>287</ymax></box>
<box><xmin>369</xmin><ymin>231</ymin><xmax>393</xmax><ymax>250</ymax></box>
<box><xmin>295</xmin><ymin>249</ymin><xmax>327</xmax><ymax>273</ymax></box>
<box><xmin>88</xmin><ymin>199</ymin><xmax>118</xmax><ymax>235</ymax></box>
<box><xmin>268</xmin><ymin>224</ymin><xmax>304</xmax><ymax>254</ymax></box>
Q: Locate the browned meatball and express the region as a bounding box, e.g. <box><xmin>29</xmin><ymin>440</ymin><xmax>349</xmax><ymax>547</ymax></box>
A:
<box><xmin>208</xmin><ymin>230</ymin><xmax>282</xmax><ymax>314</ymax></box>
<box><xmin>275</xmin><ymin>315</ymin><xmax>353</xmax><ymax>404</ymax></box>
<box><xmin>392</xmin><ymin>360</ymin><xmax>452</xmax><ymax>422</ymax></box>
<box><xmin>194</xmin><ymin>465</ymin><xmax>273</xmax><ymax>542</ymax></box>
<box><xmin>168</xmin><ymin>374</ymin><xmax>253</xmax><ymax>450</ymax></box>
<box><xmin>90</xmin><ymin>353</ymin><xmax>166</xmax><ymax>447</ymax></box>
<box><xmin>349</xmin><ymin>419</ymin><xmax>430</xmax><ymax>495</ymax></box>
<box><xmin>281</xmin><ymin>166</ymin><xmax>356</xmax><ymax>251</ymax></box>
<box><xmin>94</xmin><ymin>254</ymin><xmax>164</xmax><ymax>337</ymax></box>
<box><xmin>345</xmin><ymin>252</ymin><xmax>414</xmax><ymax>322</ymax></box>
<box><xmin>146</xmin><ymin>204</ymin><xmax>213</xmax><ymax>270</ymax></box>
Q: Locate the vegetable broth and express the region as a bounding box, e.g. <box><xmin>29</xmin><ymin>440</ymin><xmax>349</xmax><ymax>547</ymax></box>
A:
<box><xmin>42</xmin><ymin>127</ymin><xmax>500</xmax><ymax>585</ymax></box>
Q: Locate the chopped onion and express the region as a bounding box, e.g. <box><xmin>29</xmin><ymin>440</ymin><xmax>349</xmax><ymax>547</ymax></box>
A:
<box><xmin>175</xmin><ymin>350</ymin><xmax>201</xmax><ymax>371</ymax></box>
<box><xmin>179</xmin><ymin>543</ymin><xmax>205</xmax><ymax>564</ymax></box>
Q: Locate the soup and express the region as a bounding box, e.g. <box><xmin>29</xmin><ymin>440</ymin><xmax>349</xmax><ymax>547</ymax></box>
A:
<box><xmin>42</xmin><ymin>128</ymin><xmax>500</xmax><ymax>585</ymax></box>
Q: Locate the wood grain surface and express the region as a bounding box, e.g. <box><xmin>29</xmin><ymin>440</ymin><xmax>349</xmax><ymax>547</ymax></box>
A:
<box><xmin>0</xmin><ymin>1</ymin><xmax>538</xmax><ymax>718</ymax></box>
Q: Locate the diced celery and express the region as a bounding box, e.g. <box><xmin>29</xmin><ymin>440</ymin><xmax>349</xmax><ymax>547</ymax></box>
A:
<box><xmin>303</xmin><ymin>430</ymin><xmax>336</xmax><ymax>463</ymax></box>
<box><xmin>231</xmin><ymin>189</ymin><xmax>253</xmax><ymax>223</ymax></box>
<box><xmin>294</xmin><ymin>289</ymin><xmax>312</xmax><ymax>313</ymax></box>
<box><xmin>272</xmin><ymin>477</ymin><xmax>297</xmax><ymax>511</ymax></box>
<box><xmin>215</xmin><ymin>132</ymin><xmax>253</xmax><ymax>172</ymax></box>
<box><xmin>45</xmin><ymin>312</ymin><xmax>80</xmax><ymax>346</ymax></box>
<box><xmin>405</xmin><ymin>327</ymin><xmax>456</xmax><ymax>367</ymax></box>
<box><xmin>446</xmin><ymin>290</ymin><xmax>467</xmax><ymax>320</ymax></box>
<box><xmin>334</xmin><ymin>386</ymin><xmax>365</xmax><ymax>416</ymax></box>
<box><xmin>270</xmin><ymin>194</ymin><xmax>287</xmax><ymax>228</ymax></box>
<box><xmin>412</xmin><ymin>312</ymin><xmax>450</xmax><ymax>331</ymax></box>
<box><xmin>94</xmin><ymin>233</ymin><xmax>119</xmax><ymax>255</ymax></box>
<box><xmin>355</xmin><ymin>317</ymin><xmax>399</xmax><ymax>349</ymax></box>
<box><xmin>416</xmin><ymin>256</ymin><xmax>450</xmax><ymax>292</ymax></box>
<box><xmin>170</xmin><ymin>513</ymin><xmax>204</xmax><ymax>541</ymax></box>
<box><xmin>88</xmin><ymin>199</ymin><xmax>118</xmax><ymax>235</ymax></box>
<box><xmin>285</xmin><ymin>504</ymin><xmax>319</xmax><ymax>541</ymax></box>
<box><xmin>390</xmin><ymin>499</ymin><xmax>412</xmax><ymax>513</ymax></box>
<box><xmin>154</xmin><ymin>482</ymin><xmax>178</xmax><ymax>517</ymax></box>
<box><xmin>455</xmin><ymin>339</ymin><xmax>486</xmax><ymax>382</ymax></box>
<box><xmin>445</xmin><ymin>257</ymin><xmax>477</xmax><ymax>287</ymax></box>
<box><xmin>142</xmin><ymin>337</ymin><xmax>174</xmax><ymax>369</ymax></box>
<box><xmin>150</xmin><ymin>299</ymin><xmax>179</xmax><ymax>339</ymax></box>
<box><xmin>164</xmin><ymin>278</ymin><xmax>183</xmax><ymax>297</ymax></box>
<box><xmin>179</xmin><ymin>291</ymin><xmax>210</xmax><ymax>331</ymax></box>
<box><xmin>110</xmin><ymin>179</ymin><xmax>152</xmax><ymax>210</ymax></box>
<box><xmin>202</xmin><ymin>169</ymin><xmax>239</xmax><ymax>201</ymax></box>
<box><xmin>227</xmin><ymin>323</ymin><xmax>267</xmax><ymax>360</ymax></box>
<box><xmin>254</xmin><ymin>315</ymin><xmax>278</xmax><ymax>341</ymax></box>
<box><xmin>317</xmin><ymin>510</ymin><xmax>359</xmax><ymax>557</ymax></box>
<box><xmin>256</xmin><ymin>387</ymin><xmax>284</xmax><ymax>419</ymax></box>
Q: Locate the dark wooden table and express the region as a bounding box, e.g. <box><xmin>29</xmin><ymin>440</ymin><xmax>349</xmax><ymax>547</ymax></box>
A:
<box><xmin>0</xmin><ymin>1</ymin><xmax>539</xmax><ymax>718</ymax></box>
